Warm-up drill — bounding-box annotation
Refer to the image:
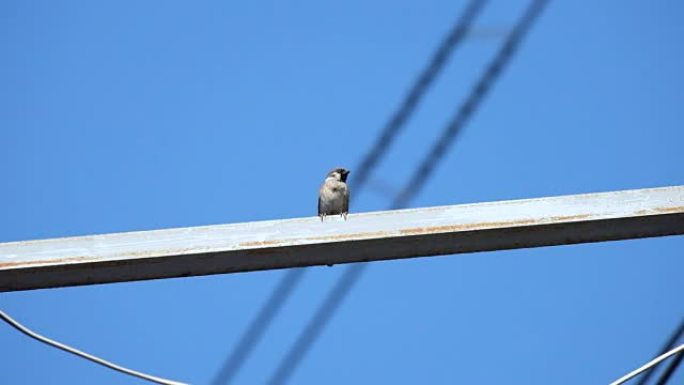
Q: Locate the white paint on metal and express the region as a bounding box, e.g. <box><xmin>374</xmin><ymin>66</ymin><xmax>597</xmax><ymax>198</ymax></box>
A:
<box><xmin>1</xmin><ymin>185</ymin><xmax>683</xmax><ymax>291</ymax></box>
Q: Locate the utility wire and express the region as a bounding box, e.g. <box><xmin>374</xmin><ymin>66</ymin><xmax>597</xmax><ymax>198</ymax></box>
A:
<box><xmin>610</xmin><ymin>344</ymin><xmax>684</xmax><ymax>385</ymax></box>
<box><xmin>0</xmin><ymin>309</ymin><xmax>187</xmax><ymax>385</ymax></box>
<box><xmin>635</xmin><ymin>319</ymin><xmax>684</xmax><ymax>385</ymax></box>
<box><xmin>211</xmin><ymin>1</ymin><xmax>487</xmax><ymax>383</ymax></box>
<box><xmin>268</xmin><ymin>1</ymin><xmax>550</xmax><ymax>384</ymax></box>
<box><xmin>267</xmin><ymin>264</ymin><xmax>364</xmax><ymax>385</ymax></box>
<box><xmin>211</xmin><ymin>269</ymin><xmax>306</xmax><ymax>384</ymax></box>
<box><xmin>654</xmin><ymin>350</ymin><xmax>684</xmax><ymax>385</ymax></box>
<box><xmin>350</xmin><ymin>0</ymin><xmax>489</xmax><ymax>192</ymax></box>
<box><xmin>392</xmin><ymin>0</ymin><xmax>548</xmax><ymax>209</ymax></box>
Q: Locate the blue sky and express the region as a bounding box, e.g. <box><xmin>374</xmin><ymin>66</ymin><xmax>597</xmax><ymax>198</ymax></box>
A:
<box><xmin>1</xmin><ymin>1</ymin><xmax>683</xmax><ymax>384</ymax></box>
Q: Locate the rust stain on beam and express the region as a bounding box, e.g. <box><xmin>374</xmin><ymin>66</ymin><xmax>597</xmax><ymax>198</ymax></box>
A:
<box><xmin>1</xmin><ymin>185</ymin><xmax>683</xmax><ymax>292</ymax></box>
<box><xmin>0</xmin><ymin>256</ymin><xmax>95</xmax><ymax>269</ymax></box>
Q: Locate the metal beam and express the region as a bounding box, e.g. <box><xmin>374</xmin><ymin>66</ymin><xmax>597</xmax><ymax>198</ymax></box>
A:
<box><xmin>1</xmin><ymin>185</ymin><xmax>683</xmax><ymax>292</ymax></box>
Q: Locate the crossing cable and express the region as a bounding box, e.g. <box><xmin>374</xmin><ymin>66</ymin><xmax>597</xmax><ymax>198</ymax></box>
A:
<box><xmin>211</xmin><ymin>268</ymin><xmax>305</xmax><ymax>385</ymax></box>
<box><xmin>210</xmin><ymin>1</ymin><xmax>488</xmax><ymax>383</ymax></box>
<box><xmin>0</xmin><ymin>309</ymin><xmax>187</xmax><ymax>385</ymax></box>
<box><xmin>267</xmin><ymin>1</ymin><xmax>550</xmax><ymax>384</ymax></box>
<box><xmin>350</xmin><ymin>0</ymin><xmax>489</xmax><ymax>191</ymax></box>
<box><xmin>655</xmin><ymin>350</ymin><xmax>684</xmax><ymax>385</ymax></box>
<box><xmin>611</xmin><ymin>344</ymin><xmax>684</xmax><ymax>385</ymax></box>
<box><xmin>634</xmin><ymin>319</ymin><xmax>684</xmax><ymax>385</ymax></box>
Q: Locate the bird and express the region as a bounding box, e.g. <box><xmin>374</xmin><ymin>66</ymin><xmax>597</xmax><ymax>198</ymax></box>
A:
<box><xmin>318</xmin><ymin>168</ymin><xmax>350</xmax><ymax>221</ymax></box>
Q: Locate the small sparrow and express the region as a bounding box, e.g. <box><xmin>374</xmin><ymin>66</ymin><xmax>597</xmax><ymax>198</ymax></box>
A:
<box><xmin>318</xmin><ymin>168</ymin><xmax>350</xmax><ymax>221</ymax></box>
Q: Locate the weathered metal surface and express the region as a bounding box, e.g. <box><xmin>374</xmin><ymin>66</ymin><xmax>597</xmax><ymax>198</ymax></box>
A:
<box><xmin>1</xmin><ymin>186</ymin><xmax>683</xmax><ymax>292</ymax></box>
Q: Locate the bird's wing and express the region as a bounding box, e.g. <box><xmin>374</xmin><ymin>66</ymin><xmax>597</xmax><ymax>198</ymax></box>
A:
<box><xmin>342</xmin><ymin>188</ymin><xmax>349</xmax><ymax>213</ymax></box>
<box><xmin>318</xmin><ymin>195</ymin><xmax>323</xmax><ymax>215</ymax></box>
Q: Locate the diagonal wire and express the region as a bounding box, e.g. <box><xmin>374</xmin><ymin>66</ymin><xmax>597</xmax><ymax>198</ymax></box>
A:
<box><xmin>654</xmin><ymin>349</ymin><xmax>684</xmax><ymax>385</ymax></box>
<box><xmin>0</xmin><ymin>309</ymin><xmax>187</xmax><ymax>385</ymax></box>
<box><xmin>211</xmin><ymin>1</ymin><xmax>488</xmax><ymax>383</ymax></box>
<box><xmin>267</xmin><ymin>1</ymin><xmax>550</xmax><ymax>384</ymax></box>
<box><xmin>211</xmin><ymin>269</ymin><xmax>306</xmax><ymax>385</ymax></box>
<box><xmin>633</xmin><ymin>319</ymin><xmax>684</xmax><ymax>385</ymax></box>
<box><xmin>350</xmin><ymin>0</ymin><xmax>489</xmax><ymax>192</ymax></box>
<box><xmin>611</xmin><ymin>344</ymin><xmax>684</xmax><ymax>385</ymax></box>
<box><xmin>635</xmin><ymin>319</ymin><xmax>684</xmax><ymax>385</ymax></box>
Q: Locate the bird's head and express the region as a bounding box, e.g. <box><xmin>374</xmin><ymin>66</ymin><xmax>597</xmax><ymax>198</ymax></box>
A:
<box><xmin>327</xmin><ymin>168</ymin><xmax>350</xmax><ymax>182</ymax></box>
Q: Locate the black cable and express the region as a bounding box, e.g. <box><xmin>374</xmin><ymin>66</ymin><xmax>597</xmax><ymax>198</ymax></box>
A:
<box><xmin>635</xmin><ymin>319</ymin><xmax>684</xmax><ymax>385</ymax></box>
<box><xmin>654</xmin><ymin>348</ymin><xmax>684</xmax><ymax>385</ymax></box>
<box><xmin>392</xmin><ymin>0</ymin><xmax>548</xmax><ymax>209</ymax></box>
<box><xmin>268</xmin><ymin>1</ymin><xmax>550</xmax><ymax>384</ymax></box>
<box><xmin>267</xmin><ymin>265</ymin><xmax>365</xmax><ymax>385</ymax></box>
<box><xmin>211</xmin><ymin>268</ymin><xmax>306</xmax><ymax>385</ymax></box>
<box><xmin>350</xmin><ymin>0</ymin><xmax>489</xmax><ymax>192</ymax></box>
<box><xmin>211</xmin><ymin>2</ymin><xmax>487</xmax><ymax>383</ymax></box>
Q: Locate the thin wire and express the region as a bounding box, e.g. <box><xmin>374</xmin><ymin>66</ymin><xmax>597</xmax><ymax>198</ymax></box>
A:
<box><xmin>268</xmin><ymin>2</ymin><xmax>550</xmax><ymax>384</ymax></box>
<box><xmin>610</xmin><ymin>344</ymin><xmax>684</xmax><ymax>385</ymax></box>
<box><xmin>210</xmin><ymin>268</ymin><xmax>306</xmax><ymax>385</ymax></box>
<box><xmin>211</xmin><ymin>1</ymin><xmax>488</xmax><ymax>383</ymax></box>
<box><xmin>350</xmin><ymin>0</ymin><xmax>489</xmax><ymax>192</ymax></box>
<box><xmin>654</xmin><ymin>348</ymin><xmax>684</xmax><ymax>385</ymax></box>
<box><xmin>0</xmin><ymin>309</ymin><xmax>187</xmax><ymax>385</ymax></box>
<box><xmin>635</xmin><ymin>320</ymin><xmax>684</xmax><ymax>385</ymax></box>
<box><xmin>392</xmin><ymin>0</ymin><xmax>549</xmax><ymax>209</ymax></box>
<box><xmin>267</xmin><ymin>265</ymin><xmax>364</xmax><ymax>385</ymax></box>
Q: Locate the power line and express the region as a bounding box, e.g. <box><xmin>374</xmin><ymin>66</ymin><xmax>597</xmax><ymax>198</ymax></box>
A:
<box><xmin>0</xmin><ymin>309</ymin><xmax>187</xmax><ymax>385</ymax></box>
<box><xmin>210</xmin><ymin>1</ymin><xmax>488</xmax><ymax>383</ymax></box>
<box><xmin>392</xmin><ymin>0</ymin><xmax>548</xmax><ymax>209</ymax></box>
<box><xmin>268</xmin><ymin>1</ymin><xmax>550</xmax><ymax>384</ymax></box>
<box><xmin>211</xmin><ymin>269</ymin><xmax>306</xmax><ymax>385</ymax></box>
<box><xmin>654</xmin><ymin>350</ymin><xmax>684</xmax><ymax>385</ymax></box>
<box><xmin>635</xmin><ymin>319</ymin><xmax>684</xmax><ymax>385</ymax></box>
<box><xmin>611</xmin><ymin>344</ymin><xmax>684</xmax><ymax>385</ymax></box>
<box><xmin>350</xmin><ymin>0</ymin><xmax>489</xmax><ymax>192</ymax></box>
<box><xmin>267</xmin><ymin>264</ymin><xmax>363</xmax><ymax>385</ymax></box>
